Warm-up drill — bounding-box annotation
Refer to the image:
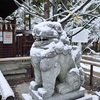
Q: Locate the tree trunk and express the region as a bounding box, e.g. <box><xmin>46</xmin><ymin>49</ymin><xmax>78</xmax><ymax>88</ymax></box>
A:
<box><xmin>53</xmin><ymin>0</ymin><xmax>58</xmax><ymax>21</ymax></box>
<box><xmin>44</xmin><ymin>0</ymin><xmax>49</xmax><ymax>19</ymax></box>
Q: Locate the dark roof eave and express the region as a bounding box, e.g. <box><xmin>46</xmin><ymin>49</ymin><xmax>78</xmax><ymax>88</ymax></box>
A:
<box><xmin>0</xmin><ymin>0</ymin><xmax>25</xmax><ymax>19</ymax></box>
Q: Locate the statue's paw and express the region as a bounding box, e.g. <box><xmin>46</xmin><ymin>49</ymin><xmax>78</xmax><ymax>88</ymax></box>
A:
<box><xmin>56</xmin><ymin>83</ymin><xmax>71</xmax><ymax>94</ymax></box>
<box><xmin>38</xmin><ymin>88</ymin><xmax>54</xmax><ymax>99</ymax></box>
<box><xmin>29</xmin><ymin>81</ymin><xmax>42</xmax><ymax>90</ymax></box>
<box><xmin>33</xmin><ymin>84</ymin><xmax>42</xmax><ymax>90</ymax></box>
<box><xmin>38</xmin><ymin>88</ymin><xmax>47</xmax><ymax>98</ymax></box>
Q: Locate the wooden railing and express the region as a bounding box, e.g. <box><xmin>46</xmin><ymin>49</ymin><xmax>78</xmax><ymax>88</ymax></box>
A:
<box><xmin>81</xmin><ymin>55</ymin><xmax>100</xmax><ymax>86</ymax></box>
<box><xmin>0</xmin><ymin>56</ymin><xmax>33</xmax><ymax>77</ymax></box>
<box><xmin>0</xmin><ymin>56</ymin><xmax>31</xmax><ymax>62</ymax></box>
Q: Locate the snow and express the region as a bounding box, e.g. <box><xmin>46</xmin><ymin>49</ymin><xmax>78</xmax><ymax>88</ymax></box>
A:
<box><xmin>32</xmin><ymin>90</ymin><xmax>43</xmax><ymax>100</ymax></box>
<box><xmin>38</xmin><ymin>88</ymin><xmax>47</xmax><ymax>96</ymax></box>
<box><xmin>71</xmin><ymin>46</ymin><xmax>80</xmax><ymax>60</ymax></box>
<box><xmin>95</xmin><ymin>91</ymin><xmax>100</xmax><ymax>96</ymax></box>
<box><xmin>30</xmin><ymin>46</ymin><xmax>44</xmax><ymax>56</ymax></box>
<box><xmin>0</xmin><ymin>70</ymin><xmax>14</xmax><ymax>100</ymax></box>
<box><xmin>77</xmin><ymin>93</ymin><xmax>99</xmax><ymax>100</ymax></box>
<box><xmin>69</xmin><ymin>67</ymin><xmax>79</xmax><ymax>74</ymax></box>
<box><xmin>82</xmin><ymin>55</ymin><xmax>100</xmax><ymax>60</ymax></box>
<box><xmin>43</xmin><ymin>41</ymin><xmax>56</xmax><ymax>49</ymax></box>
<box><xmin>16</xmin><ymin>33</ymin><xmax>23</xmax><ymax>36</ymax></box>
<box><xmin>32</xmin><ymin>21</ymin><xmax>62</xmax><ymax>37</ymax></box>
<box><xmin>81</xmin><ymin>58</ymin><xmax>100</xmax><ymax>67</ymax></box>
<box><xmin>22</xmin><ymin>93</ymin><xmax>32</xmax><ymax>100</ymax></box>
<box><xmin>55</xmin><ymin>41</ymin><xmax>64</xmax><ymax>53</ymax></box>
<box><xmin>81</xmin><ymin>62</ymin><xmax>100</xmax><ymax>75</ymax></box>
<box><xmin>30</xmin><ymin>81</ymin><xmax>37</xmax><ymax>89</ymax></box>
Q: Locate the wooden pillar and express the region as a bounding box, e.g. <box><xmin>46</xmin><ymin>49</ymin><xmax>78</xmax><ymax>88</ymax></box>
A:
<box><xmin>13</xmin><ymin>17</ymin><xmax>16</xmax><ymax>57</ymax></box>
<box><xmin>53</xmin><ymin>0</ymin><xmax>58</xmax><ymax>21</ymax></box>
<box><xmin>90</xmin><ymin>65</ymin><xmax>93</xmax><ymax>86</ymax></box>
<box><xmin>44</xmin><ymin>0</ymin><xmax>49</xmax><ymax>19</ymax></box>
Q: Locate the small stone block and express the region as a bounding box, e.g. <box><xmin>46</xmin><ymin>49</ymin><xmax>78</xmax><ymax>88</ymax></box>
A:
<box><xmin>38</xmin><ymin>88</ymin><xmax>47</xmax><ymax>98</ymax></box>
<box><xmin>30</xmin><ymin>90</ymin><xmax>43</xmax><ymax>100</ymax></box>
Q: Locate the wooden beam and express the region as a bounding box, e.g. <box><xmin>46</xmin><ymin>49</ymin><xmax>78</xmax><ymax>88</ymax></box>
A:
<box><xmin>82</xmin><ymin>55</ymin><xmax>100</xmax><ymax>62</ymax></box>
<box><xmin>81</xmin><ymin>59</ymin><xmax>100</xmax><ymax>67</ymax></box>
<box><xmin>0</xmin><ymin>57</ymin><xmax>31</xmax><ymax>62</ymax></box>
<box><xmin>81</xmin><ymin>58</ymin><xmax>100</xmax><ymax>87</ymax></box>
<box><xmin>0</xmin><ymin>56</ymin><xmax>34</xmax><ymax>78</ymax></box>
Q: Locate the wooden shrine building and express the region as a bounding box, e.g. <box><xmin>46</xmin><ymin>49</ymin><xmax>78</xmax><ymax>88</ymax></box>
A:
<box><xmin>0</xmin><ymin>0</ymin><xmax>34</xmax><ymax>58</ymax></box>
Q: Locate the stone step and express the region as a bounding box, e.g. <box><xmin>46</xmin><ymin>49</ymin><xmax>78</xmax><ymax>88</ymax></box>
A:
<box><xmin>3</xmin><ymin>69</ymin><xmax>27</xmax><ymax>75</ymax></box>
<box><xmin>5</xmin><ymin>74</ymin><xmax>26</xmax><ymax>80</ymax></box>
<box><xmin>0</xmin><ymin>61</ymin><xmax>31</xmax><ymax>72</ymax></box>
<box><xmin>0</xmin><ymin>62</ymin><xmax>20</xmax><ymax>72</ymax></box>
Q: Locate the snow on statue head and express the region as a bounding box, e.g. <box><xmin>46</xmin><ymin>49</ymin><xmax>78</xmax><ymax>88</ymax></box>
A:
<box><xmin>30</xmin><ymin>21</ymin><xmax>84</xmax><ymax>99</ymax></box>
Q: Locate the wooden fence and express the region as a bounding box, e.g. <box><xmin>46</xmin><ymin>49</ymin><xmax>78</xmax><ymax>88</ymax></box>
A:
<box><xmin>0</xmin><ymin>24</ymin><xmax>34</xmax><ymax>58</ymax></box>
<box><xmin>0</xmin><ymin>18</ymin><xmax>16</xmax><ymax>58</ymax></box>
<box><xmin>81</xmin><ymin>55</ymin><xmax>100</xmax><ymax>86</ymax></box>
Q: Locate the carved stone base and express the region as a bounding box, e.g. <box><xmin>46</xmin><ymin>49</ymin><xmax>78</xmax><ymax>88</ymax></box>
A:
<box><xmin>30</xmin><ymin>87</ymin><xmax>85</xmax><ymax>100</ymax></box>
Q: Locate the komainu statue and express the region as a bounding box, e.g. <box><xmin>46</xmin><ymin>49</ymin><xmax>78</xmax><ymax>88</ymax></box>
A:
<box><xmin>30</xmin><ymin>21</ymin><xmax>84</xmax><ymax>99</ymax></box>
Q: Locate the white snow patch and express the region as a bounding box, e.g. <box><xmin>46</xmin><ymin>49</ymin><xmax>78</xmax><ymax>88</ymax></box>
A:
<box><xmin>0</xmin><ymin>70</ymin><xmax>14</xmax><ymax>100</ymax></box>
<box><xmin>38</xmin><ymin>88</ymin><xmax>47</xmax><ymax>96</ymax></box>
<box><xmin>95</xmin><ymin>91</ymin><xmax>100</xmax><ymax>96</ymax></box>
<box><xmin>32</xmin><ymin>90</ymin><xmax>43</xmax><ymax>100</ymax></box>
<box><xmin>22</xmin><ymin>93</ymin><xmax>32</xmax><ymax>100</ymax></box>
<box><xmin>69</xmin><ymin>67</ymin><xmax>79</xmax><ymax>74</ymax></box>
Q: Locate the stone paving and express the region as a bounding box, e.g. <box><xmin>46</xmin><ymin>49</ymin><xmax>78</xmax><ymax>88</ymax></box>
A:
<box><xmin>0</xmin><ymin>61</ymin><xmax>31</xmax><ymax>75</ymax></box>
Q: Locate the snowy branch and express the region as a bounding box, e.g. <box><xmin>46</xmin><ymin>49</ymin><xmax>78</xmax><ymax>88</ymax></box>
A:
<box><xmin>58</xmin><ymin>0</ymin><xmax>92</xmax><ymax>23</ymax></box>
<box><xmin>13</xmin><ymin>0</ymin><xmax>43</xmax><ymax>17</ymax></box>
<box><xmin>69</xmin><ymin>16</ymin><xmax>99</xmax><ymax>38</ymax></box>
<box><xmin>82</xmin><ymin>37</ymin><xmax>98</xmax><ymax>53</ymax></box>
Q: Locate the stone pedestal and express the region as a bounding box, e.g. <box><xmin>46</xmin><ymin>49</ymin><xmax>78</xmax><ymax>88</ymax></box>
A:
<box><xmin>30</xmin><ymin>87</ymin><xmax>85</xmax><ymax>100</ymax></box>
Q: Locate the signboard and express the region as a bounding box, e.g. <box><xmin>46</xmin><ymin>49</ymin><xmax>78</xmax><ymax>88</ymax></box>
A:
<box><xmin>0</xmin><ymin>32</ymin><xmax>2</xmax><ymax>36</ymax></box>
<box><xmin>72</xmin><ymin>27</ymin><xmax>90</xmax><ymax>43</ymax></box>
<box><xmin>0</xmin><ymin>37</ymin><xmax>2</xmax><ymax>41</ymax></box>
<box><xmin>0</xmin><ymin>32</ymin><xmax>2</xmax><ymax>41</ymax></box>
<box><xmin>3</xmin><ymin>32</ymin><xmax>13</xmax><ymax>44</ymax></box>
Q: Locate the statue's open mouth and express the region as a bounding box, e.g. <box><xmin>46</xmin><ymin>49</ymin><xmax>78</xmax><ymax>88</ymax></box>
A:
<box><xmin>35</xmin><ymin>36</ymin><xmax>58</xmax><ymax>43</ymax></box>
<box><xmin>35</xmin><ymin>37</ymin><xmax>49</xmax><ymax>41</ymax></box>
